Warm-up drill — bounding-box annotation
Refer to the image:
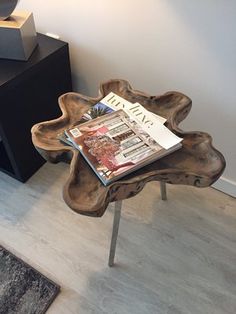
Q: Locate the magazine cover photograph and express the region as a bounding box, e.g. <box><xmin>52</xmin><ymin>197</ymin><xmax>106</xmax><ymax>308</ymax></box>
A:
<box><xmin>79</xmin><ymin>102</ymin><xmax>114</xmax><ymax>123</ymax></box>
<box><xmin>67</xmin><ymin>110</ymin><xmax>165</xmax><ymax>185</ymax></box>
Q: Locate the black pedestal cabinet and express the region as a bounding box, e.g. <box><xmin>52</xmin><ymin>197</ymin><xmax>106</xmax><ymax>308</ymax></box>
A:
<box><xmin>0</xmin><ymin>33</ymin><xmax>72</xmax><ymax>182</ymax></box>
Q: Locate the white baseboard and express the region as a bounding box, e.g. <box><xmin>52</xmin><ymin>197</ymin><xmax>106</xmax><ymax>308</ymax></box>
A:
<box><xmin>213</xmin><ymin>176</ymin><xmax>236</xmax><ymax>198</ymax></box>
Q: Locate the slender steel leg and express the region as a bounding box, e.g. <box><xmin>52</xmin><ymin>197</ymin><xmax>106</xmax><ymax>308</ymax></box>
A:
<box><xmin>160</xmin><ymin>182</ymin><xmax>167</xmax><ymax>200</ymax></box>
<box><xmin>108</xmin><ymin>200</ymin><xmax>122</xmax><ymax>267</ymax></box>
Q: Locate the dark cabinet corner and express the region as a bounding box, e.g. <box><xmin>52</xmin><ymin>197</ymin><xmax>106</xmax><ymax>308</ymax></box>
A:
<box><xmin>0</xmin><ymin>33</ymin><xmax>73</xmax><ymax>182</ymax></box>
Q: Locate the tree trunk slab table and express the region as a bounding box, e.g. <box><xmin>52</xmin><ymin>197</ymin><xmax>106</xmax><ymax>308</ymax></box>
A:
<box><xmin>31</xmin><ymin>79</ymin><xmax>225</xmax><ymax>266</ymax></box>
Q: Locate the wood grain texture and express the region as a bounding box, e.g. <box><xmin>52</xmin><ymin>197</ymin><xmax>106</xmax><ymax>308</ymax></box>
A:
<box><xmin>31</xmin><ymin>79</ymin><xmax>225</xmax><ymax>217</ymax></box>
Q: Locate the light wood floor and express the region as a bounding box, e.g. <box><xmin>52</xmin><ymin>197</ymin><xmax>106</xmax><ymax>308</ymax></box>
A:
<box><xmin>0</xmin><ymin>162</ymin><xmax>236</xmax><ymax>314</ymax></box>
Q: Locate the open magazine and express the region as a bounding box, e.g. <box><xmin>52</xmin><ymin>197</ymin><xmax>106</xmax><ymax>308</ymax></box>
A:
<box><xmin>65</xmin><ymin>108</ymin><xmax>182</xmax><ymax>186</ymax></box>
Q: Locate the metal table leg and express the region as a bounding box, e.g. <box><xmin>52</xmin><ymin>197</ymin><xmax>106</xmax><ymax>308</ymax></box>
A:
<box><xmin>160</xmin><ymin>182</ymin><xmax>167</xmax><ymax>200</ymax></box>
<box><xmin>108</xmin><ymin>182</ymin><xmax>166</xmax><ymax>267</ymax></box>
<box><xmin>108</xmin><ymin>200</ymin><xmax>122</xmax><ymax>267</ymax></box>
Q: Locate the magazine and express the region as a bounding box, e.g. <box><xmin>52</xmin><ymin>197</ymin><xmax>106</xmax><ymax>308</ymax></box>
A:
<box><xmin>79</xmin><ymin>92</ymin><xmax>167</xmax><ymax>125</ymax></box>
<box><xmin>76</xmin><ymin>92</ymin><xmax>182</xmax><ymax>150</ymax></box>
<box><xmin>65</xmin><ymin>109</ymin><xmax>182</xmax><ymax>186</ymax></box>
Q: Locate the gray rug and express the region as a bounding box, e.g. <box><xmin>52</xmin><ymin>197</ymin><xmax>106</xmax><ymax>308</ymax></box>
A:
<box><xmin>0</xmin><ymin>245</ymin><xmax>60</xmax><ymax>314</ymax></box>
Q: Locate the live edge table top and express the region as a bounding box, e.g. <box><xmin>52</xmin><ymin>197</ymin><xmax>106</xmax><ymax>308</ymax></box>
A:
<box><xmin>31</xmin><ymin>79</ymin><xmax>225</xmax><ymax>217</ymax></box>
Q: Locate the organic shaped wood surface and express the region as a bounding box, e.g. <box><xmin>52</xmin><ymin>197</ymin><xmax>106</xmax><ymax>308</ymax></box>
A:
<box><xmin>32</xmin><ymin>79</ymin><xmax>225</xmax><ymax>217</ymax></box>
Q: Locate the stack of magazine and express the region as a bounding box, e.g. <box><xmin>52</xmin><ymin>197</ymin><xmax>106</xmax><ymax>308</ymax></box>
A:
<box><xmin>58</xmin><ymin>92</ymin><xmax>182</xmax><ymax>186</ymax></box>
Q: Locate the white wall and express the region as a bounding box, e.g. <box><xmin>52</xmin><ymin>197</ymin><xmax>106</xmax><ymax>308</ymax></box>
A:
<box><xmin>17</xmin><ymin>0</ymin><xmax>236</xmax><ymax>196</ymax></box>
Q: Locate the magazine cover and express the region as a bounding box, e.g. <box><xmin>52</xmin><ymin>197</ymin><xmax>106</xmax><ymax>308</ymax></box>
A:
<box><xmin>66</xmin><ymin>109</ymin><xmax>181</xmax><ymax>185</ymax></box>
<box><xmin>76</xmin><ymin>92</ymin><xmax>182</xmax><ymax>150</ymax></box>
<box><xmin>79</xmin><ymin>101</ymin><xmax>114</xmax><ymax>124</ymax></box>
<box><xmin>78</xmin><ymin>92</ymin><xmax>167</xmax><ymax>125</ymax></box>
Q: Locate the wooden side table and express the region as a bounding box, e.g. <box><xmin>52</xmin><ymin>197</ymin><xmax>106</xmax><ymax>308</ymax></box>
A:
<box><xmin>0</xmin><ymin>33</ymin><xmax>72</xmax><ymax>182</ymax></box>
<box><xmin>32</xmin><ymin>79</ymin><xmax>225</xmax><ymax>266</ymax></box>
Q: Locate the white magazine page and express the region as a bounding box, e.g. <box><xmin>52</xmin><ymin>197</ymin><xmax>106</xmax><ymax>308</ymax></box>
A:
<box><xmin>141</xmin><ymin>122</ymin><xmax>182</xmax><ymax>149</ymax></box>
<box><xmin>101</xmin><ymin>92</ymin><xmax>166</xmax><ymax>124</ymax></box>
<box><xmin>101</xmin><ymin>92</ymin><xmax>181</xmax><ymax>149</ymax></box>
<box><xmin>132</xmin><ymin>103</ymin><xmax>166</xmax><ymax>124</ymax></box>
